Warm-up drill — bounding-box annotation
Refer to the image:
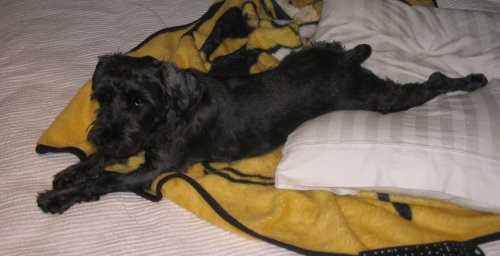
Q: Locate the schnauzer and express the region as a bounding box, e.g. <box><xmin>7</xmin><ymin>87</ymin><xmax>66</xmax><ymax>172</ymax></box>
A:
<box><xmin>37</xmin><ymin>42</ymin><xmax>487</xmax><ymax>214</ymax></box>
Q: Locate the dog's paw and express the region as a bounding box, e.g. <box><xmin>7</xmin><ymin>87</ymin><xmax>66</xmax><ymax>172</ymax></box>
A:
<box><xmin>37</xmin><ymin>190</ymin><xmax>73</xmax><ymax>214</ymax></box>
<box><xmin>463</xmin><ymin>73</ymin><xmax>488</xmax><ymax>92</ymax></box>
<box><xmin>38</xmin><ymin>185</ymin><xmax>102</xmax><ymax>214</ymax></box>
<box><xmin>428</xmin><ymin>72</ymin><xmax>488</xmax><ymax>93</ymax></box>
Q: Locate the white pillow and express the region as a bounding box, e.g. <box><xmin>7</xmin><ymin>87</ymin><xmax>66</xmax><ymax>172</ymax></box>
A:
<box><xmin>275</xmin><ymin>0</ymin><xmax>500</xmax><ymax>213</ymax></box>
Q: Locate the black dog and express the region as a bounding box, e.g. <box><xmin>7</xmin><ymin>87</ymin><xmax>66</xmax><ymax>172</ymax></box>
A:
<box><xmin>37</xmin><ymin>42</ymin><xmax>487</xmax><ymax>214</ymax></box>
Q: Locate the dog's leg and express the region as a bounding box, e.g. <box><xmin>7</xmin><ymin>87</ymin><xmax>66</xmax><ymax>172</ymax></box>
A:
<box><xmin>363</xmin><ymin>72</ymin><xmax>488</xmax><ymax>114</ymax></box>
<box><xmin>38</xmin><ymin>172</ymin><xmax>145</xmax><ymax>214</ymax></box>
<box><xmin>51</xmin><ymin>154</ymin><xmax>106</xmax><ymax>190</ymax></box>
<box><xmin>37</xmin><ymin>164</ymin><xmax>166</xmax><ymax>214</ymax></box>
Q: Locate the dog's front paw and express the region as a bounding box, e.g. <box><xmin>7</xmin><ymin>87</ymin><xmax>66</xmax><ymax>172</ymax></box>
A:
<box><xmin>37</xmin><ymin>190</ymin><xmax>74</xmax><ymax>214</ymax></box>
<box><xmin>38</xmin><ymin>185</ymin><xmax>102</xmax><ymax>214</ymax></box>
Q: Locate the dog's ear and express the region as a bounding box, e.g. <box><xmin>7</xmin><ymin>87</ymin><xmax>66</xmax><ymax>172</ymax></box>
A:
<box><xmin>92</xmin><ymin>53</ymin><xmax>124</xmax><ymax>90</ymax></box>
<box><xmin>158</xmin><ymin>63</ymin><xmax>201</xmax><ymax>111</ymax></box>
<box><xmin>92</xmin><ymin>55</ymin><xmax>111</xmax><ymax>90</ymax></box>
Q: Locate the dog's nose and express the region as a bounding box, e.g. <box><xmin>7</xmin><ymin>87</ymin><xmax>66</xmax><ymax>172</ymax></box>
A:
<box><xmin>104</xmin><ymin>139</ymin><xmax>117</xmax><ymax>150</ymax></box>
<box><xmin>103</xmin><ymin>142</ymin><xmax>114</xmax><ymax>150</ymax></box>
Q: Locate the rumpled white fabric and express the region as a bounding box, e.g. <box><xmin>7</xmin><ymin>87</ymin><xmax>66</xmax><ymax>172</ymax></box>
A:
<box><xmin>0</xmin><ymin>1</ymin><xmax>294</xmax><ymax>255</ymax></box>
<box><xmin>276</xmin><ymin>0</ymin><xmax>500</xmax><ymax>215</ymax></box>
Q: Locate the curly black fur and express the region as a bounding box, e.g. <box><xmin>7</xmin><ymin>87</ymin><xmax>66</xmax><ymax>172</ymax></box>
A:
<box><xmin>37</xmin><ymin>42</ymin><xmax>487</xmax><ymax>214</ymax></box>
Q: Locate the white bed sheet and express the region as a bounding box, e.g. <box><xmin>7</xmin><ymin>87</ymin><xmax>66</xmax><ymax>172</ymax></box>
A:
<box><xmin>0</xmin><ymin>1</ymin><xmax>295</xmax><ymax>255</ymax></box>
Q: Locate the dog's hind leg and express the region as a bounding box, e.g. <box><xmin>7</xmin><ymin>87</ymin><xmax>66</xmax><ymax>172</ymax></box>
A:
<box><xmin>361</xmin><ymin>72</ymin><xmax>488</xmax><ymax>114</ymax></box>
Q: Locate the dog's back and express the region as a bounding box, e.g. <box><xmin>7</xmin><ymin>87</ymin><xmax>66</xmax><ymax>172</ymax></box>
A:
<box><xmin>187</xmin><ymin>43</ymin><xmax>374</xmax><ymax>160</ymax></box>
<box><xmin>186</xmin><ymin>42</ymin><xmax>486</xmax><ymax>161</ymax></box>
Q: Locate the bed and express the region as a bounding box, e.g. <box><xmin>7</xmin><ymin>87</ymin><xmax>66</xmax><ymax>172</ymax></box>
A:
<box><xmin>1</xmin><ymin>0</ymin><xmax>500</xmax><ymax>255</ymax></box>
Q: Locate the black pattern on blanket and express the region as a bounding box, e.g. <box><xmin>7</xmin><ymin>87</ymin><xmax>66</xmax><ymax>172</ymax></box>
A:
<box><xmin>37</xmin><ymin>0</ymin><xmax>500</xmax><ymax>255</ymax></box>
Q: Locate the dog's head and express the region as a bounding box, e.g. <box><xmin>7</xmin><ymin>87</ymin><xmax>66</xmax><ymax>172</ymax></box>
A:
<box><xmin>88</xmin><ymin>54</ymin><xmax>200</xmax><ymax>158</ymax></box>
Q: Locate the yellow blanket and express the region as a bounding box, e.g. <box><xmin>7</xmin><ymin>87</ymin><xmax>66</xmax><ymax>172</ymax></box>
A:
<box><xmin>37</xmin><ymin>0</ymin><xmax>500</xmax><ymax>254</ymax></box>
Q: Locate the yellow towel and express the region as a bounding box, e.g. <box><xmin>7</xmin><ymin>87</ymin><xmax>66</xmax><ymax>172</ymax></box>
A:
<box><xmin>37</xmin><ymin>0</ymin><xmax>500</xmax><ymax>254</ymax></box>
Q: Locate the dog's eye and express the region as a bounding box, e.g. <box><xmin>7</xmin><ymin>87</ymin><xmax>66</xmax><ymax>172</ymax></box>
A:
<box><xmin>132</xmin><ymin>97</ymin><xmax>145</xmax><ymax>107</ymax></box>
<box><xmin>103</xmin><ymin>92</ymin><xmax>113</xmax><ymax>103</ymax></box>
<box><xmin>93</xmin><ymin>91</ymin><xmax>113</xmax><ymax>104</ymax></box>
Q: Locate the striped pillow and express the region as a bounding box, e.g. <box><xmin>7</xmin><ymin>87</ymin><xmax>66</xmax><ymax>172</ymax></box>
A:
<box><xmin>437</xmin><ymin>0</ymin><xmax>500</xmax><ymax>12</ymax></box>
<box><xmin>275</xmin><ymin>0</ymin><xmax>500</xmax><ymax>213</ymax></box>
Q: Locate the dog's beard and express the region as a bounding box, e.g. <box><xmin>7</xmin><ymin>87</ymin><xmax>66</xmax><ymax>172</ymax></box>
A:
<box><xmin>88</xmin><ymin>121</ymin><xmax>147</xmax><ymax>158</ymax></box>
